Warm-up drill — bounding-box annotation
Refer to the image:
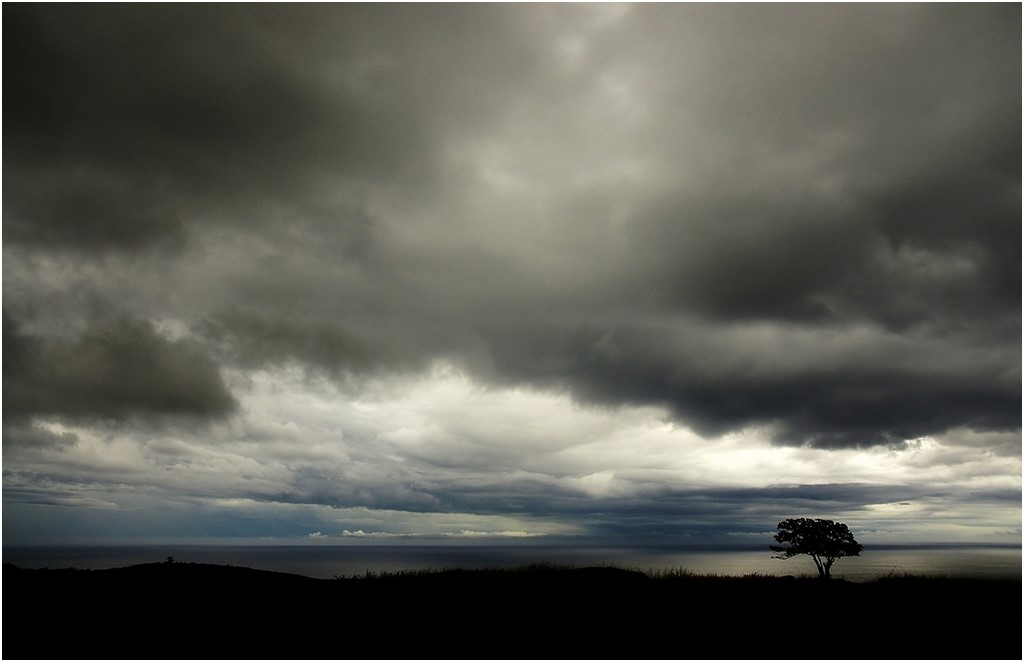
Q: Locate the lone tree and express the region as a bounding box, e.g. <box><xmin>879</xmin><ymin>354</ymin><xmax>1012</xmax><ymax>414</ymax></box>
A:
<box><xmin>770</xmin><ymin>518</ymin><xmax>863</xmax><ymax>579</ymax></box>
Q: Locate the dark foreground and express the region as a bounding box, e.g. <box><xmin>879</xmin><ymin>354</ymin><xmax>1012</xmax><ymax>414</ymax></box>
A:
<box><xmin>3</xmin><ymin>561</ymin><xmax>1020</xmax><ymax>659</ymax></box>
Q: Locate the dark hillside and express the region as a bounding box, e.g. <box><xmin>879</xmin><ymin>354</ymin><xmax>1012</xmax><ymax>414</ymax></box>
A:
<box><xmin>3</xmin><ymin>562</ymin><xmax>1019</xmax><ymax>659</ymax></box>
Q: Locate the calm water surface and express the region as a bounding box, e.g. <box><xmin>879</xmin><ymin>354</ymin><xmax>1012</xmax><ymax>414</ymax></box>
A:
<box><xmin>3</xmin><ymin>544</ymin><xmax>1020</xmax><ymax>582</ymax></box>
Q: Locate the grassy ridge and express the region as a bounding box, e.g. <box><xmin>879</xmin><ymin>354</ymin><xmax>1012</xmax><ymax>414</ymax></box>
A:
<box><xmin>4</xmin><ymin>561</ymin><xmax>1019</xmax><ymax>659</ymax></box>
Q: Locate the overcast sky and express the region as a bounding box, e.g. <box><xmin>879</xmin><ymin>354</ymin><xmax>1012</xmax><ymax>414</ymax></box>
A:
<box><xmin>3</xmin><ymin>3</ymin><xmax>1020</xmax><ymax>547</ymax></box>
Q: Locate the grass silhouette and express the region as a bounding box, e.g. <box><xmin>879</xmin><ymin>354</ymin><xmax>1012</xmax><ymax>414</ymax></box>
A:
<box><xmin>4</xmin><ymin>560</ymin><xmax>1019</xmax><ymax>659</ymax></box>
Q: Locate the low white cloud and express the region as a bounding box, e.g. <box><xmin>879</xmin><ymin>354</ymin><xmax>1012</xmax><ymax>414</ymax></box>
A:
<box><xmin>5</xmin><ymin>361</ymin><xmax>1018</xmax><ymax>545</ymax></box>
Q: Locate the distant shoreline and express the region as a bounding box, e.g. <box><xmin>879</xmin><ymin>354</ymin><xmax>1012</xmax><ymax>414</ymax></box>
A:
<box><xmin>6</xmin><ymin>540</ymin><xmax>1022</xmax><ymax>549</ymax></box>
<box><xmin>4</xmin><ymin>541</ymin><xmax>1019</xmax><ymax>583</ymax></box>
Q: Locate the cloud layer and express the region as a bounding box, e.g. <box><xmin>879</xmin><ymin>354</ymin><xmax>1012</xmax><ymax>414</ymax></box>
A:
<box><xmin>3</xmin><ymin>4</ymin><xmax>1020</xmax><ymax>545</ymax></box>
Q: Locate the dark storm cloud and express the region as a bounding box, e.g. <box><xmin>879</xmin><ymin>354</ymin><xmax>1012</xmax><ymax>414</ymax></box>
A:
<box><xmin>628</xmin><ymin>139</ymin><xmax>1021</xmax><ymax>331</ymax></box>
<box><xmin>3</xmin><ymin>311</ymin><xmax>236</xmax><ymax>422</ymax></box>
<box><xmin>198</xmin><ymin>310</ymin><xmax>419</xmax><ymax>378</ymax></box>
<box><xmin>3</xmin><ymin>3</ymin><xmax>1019</xmax><ymax>453</ymax></box>
<box><xmin>532</xmin><ymin>483</ymin><xmax>1018</xmax><ymax>542</ymax></box>
<box><xmin>0</xmin><ymin>421</ymin><xmax>78</xmax><ymax>452</ymax></box>
<box><xmin>2</xmin><ymin>166</ymin><xmax>189</xmax><ymax>253</ymax></box>
<box><xmin>608</xmin><ymin>4</ymin><xmax>1020</xmax><ymax>329</ymax></box>
<box><xmin>3</xmin><ymin>3</ymin><xmax>430</xmax><ymax>251</ymax></box>
<box><xmin>476</xmin><ymin>318</ymin><xmax>1019</xmax><ymax>448</ymax></box>
<box><xmin>357</xmin><ymin>475</ymin><xmax>1017</xmax><ymax>541</ymax></box>
<box><xmin>458</xmin><ymin>3</ymin><xmax>1020</xmax><ymax>447</ymax></box>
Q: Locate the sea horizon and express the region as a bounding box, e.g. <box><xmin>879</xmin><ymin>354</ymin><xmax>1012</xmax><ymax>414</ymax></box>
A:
<box><xmin>5</xmin><ymin>541</ymin><xmax>1020</xmax><ymax>583</ymax></box>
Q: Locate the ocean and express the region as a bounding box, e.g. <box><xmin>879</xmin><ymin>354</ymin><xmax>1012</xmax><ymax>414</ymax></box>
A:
<box><xmin>3</xmin><ymin>543</ymin><xmax>1020</xmax><ymax>582</ymax></box>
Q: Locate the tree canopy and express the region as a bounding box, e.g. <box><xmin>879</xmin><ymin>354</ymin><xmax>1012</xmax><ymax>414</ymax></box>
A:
<box><xmin>770</xmin><ymin>518</ymin><xmax>863</xmax><ymax>579</ymax></box>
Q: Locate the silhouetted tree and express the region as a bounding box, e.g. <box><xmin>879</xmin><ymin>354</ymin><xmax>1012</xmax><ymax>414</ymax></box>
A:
<box><xmin>770</xmin><ymin>518</ymin><xmax>863</xmax><ymax>579</ymax></box>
